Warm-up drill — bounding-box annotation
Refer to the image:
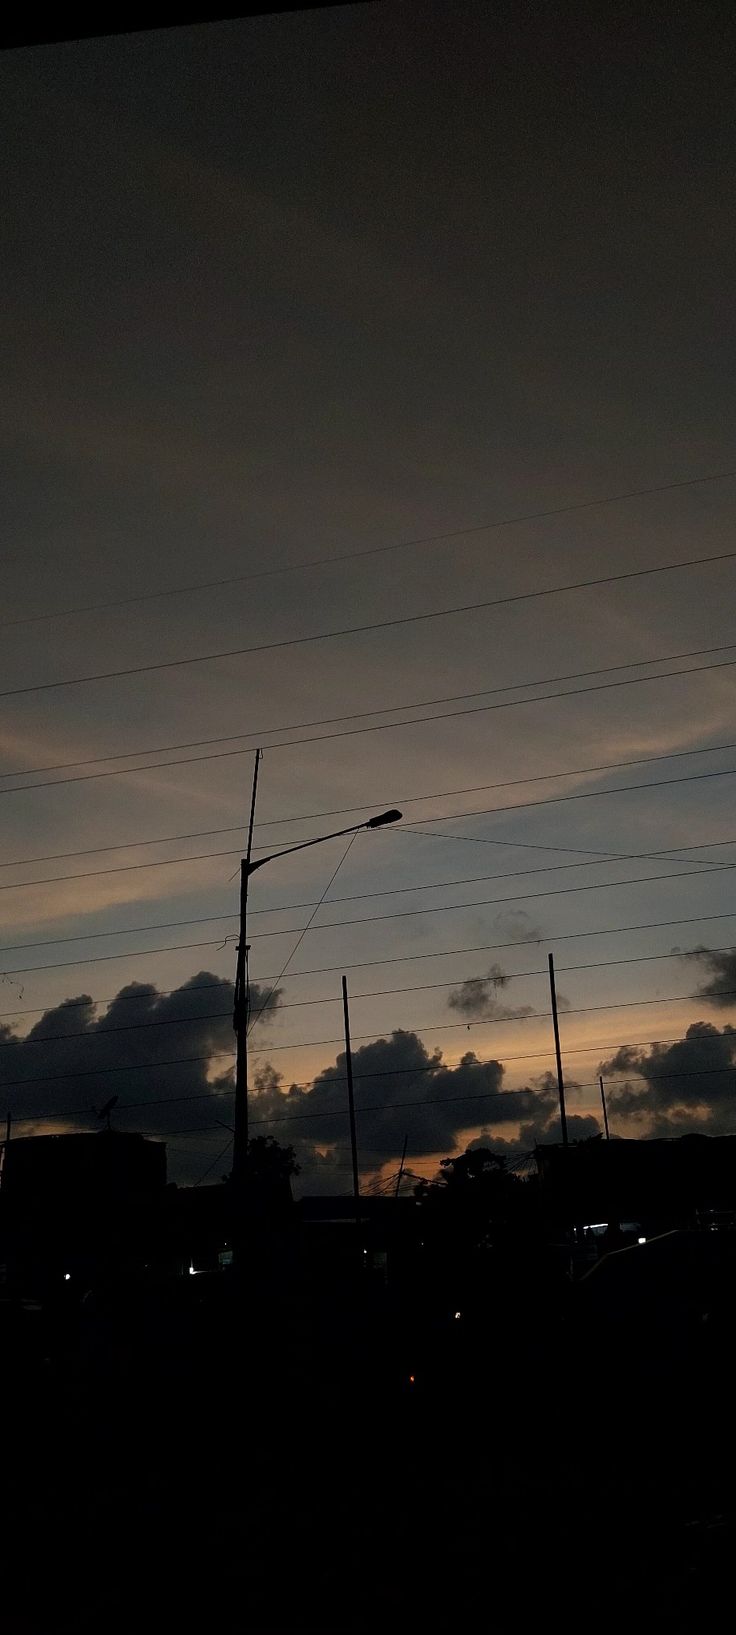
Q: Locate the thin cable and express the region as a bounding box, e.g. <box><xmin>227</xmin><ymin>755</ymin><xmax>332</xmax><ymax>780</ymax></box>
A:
<box><xmin>2</xmin><ymin>548</ymin><xmax>736</xmax><ymax>702</ymax></box>
<box><xmin>4</xmin><ymin>639</ymin><xmax>733</xmax><ymax>790</ymax></box>
<box><xmin>2</xmin><ymin>960</ymin><xmax>733</xmax><ymax>1054</ymax></box>
<box><xmin>3</xmin><ymin>979</ymin><xmax>734</xmax><ymax>1083</ymax></box>
<box><xmin>1</xmin><ymin>939</ymin><xmax>732</xmax><ymax>1025</ymax></box>
<box><xmin>8</xmin><ymin>1042</ymin><xmax>736</xmax><ymax>1129</ymax></box>
<box><xmin>3</xmin><ymin>650</ymin><xmax>736</xmax><ymax>801</ymax></box>
<box><xmin>194</xmin><ymin>1136</ymin><xmax>233</xmax><ymax>1187</ymax></box>
<box><xmin>5</xmin><ymin>835</ymin><xmax>736</xmax><ymax>959</ymax></box>
<box><xmin>246</xmin><ymin>833</ymin><xmax>359</xmax><ymax>1034</ymax></box>
<box><xmin>246</xmin><ymin>983</ymin><xmax>736</xmax><ymax>1055</ymax></box>
<box><xmin>4</xmin><ymin>902</ymin><xmax>736</xmax><ymax>980</ymax></box>
<box><xmin>5</xmin><ymin>763</ymin><xmax>736</xmax><ymax>896</ymax></box>
<box><xmin>5</xmin><ymin>722</ymin><xmax>736</xmax><ymax>867</ymax></box>
<box><xmin>5</xmin><ymin>467</ymin><xmax>735</xmax><ymax>632</ymax></box>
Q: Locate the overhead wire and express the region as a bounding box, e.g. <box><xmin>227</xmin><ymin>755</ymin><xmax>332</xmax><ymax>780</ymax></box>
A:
<box><xmin>2</xmin><ymin>983</ymin><xmax>736</xmax><ymax>1086</ymax></box>
<box><xmin>3</xmin><ymin>638</ymin><xmax>734</xmax><ymax>793</ymax></box>
<box><xmin>4</xmin><ymin>903</ymin><xmax>736</xmax><ymax>979</ymax></box>
<box><xmin>0</xmin><ymin>939</ymin><xmax>732</xmax><ymax>1025</ymax></box>
<box><xmin>4</xmin><ymin>765</ymin><xmax>736</xmax><ymax>895</ymax></box>
<box><xmin>4</xmin><ymin>834</ymin><xmax>736</xmax><ymax>960</ymax></box>
<box><xmin>8</xmin><ymin>1053</ymin><xmax>735</xmax><ymax>1132</ymax></box>
<box><xmin>2</xmin><ymin>546</ymin><xmax>736</xmax><ymax>703</ymax></box>
<box><xmin>5</xmin><ymin>465</ymin><xmax>735</xmax><ymax>632</ymax></box>
<box><xmin>4</xmin><ymin>743</ymin><xmax>736</xmax><ymax>878</ymax></box>
<box><xmin>3</xmin><ymin>652</ymin><xmax>736</xmax><ymax>797</ymax></box>
<box><xmin>246</xmin><ymin>832</ymin><xmax>359</xmax><ymax>1034</ymax></box>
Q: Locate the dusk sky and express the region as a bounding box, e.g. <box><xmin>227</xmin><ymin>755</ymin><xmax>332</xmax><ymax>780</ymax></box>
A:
<box><xmin>2</xmin><ymin>2</ymin><xmax>735</xmax><ymax>1189</ymax></box>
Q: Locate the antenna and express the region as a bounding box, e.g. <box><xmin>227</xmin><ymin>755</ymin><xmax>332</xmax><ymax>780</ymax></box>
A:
<box><xmin>97</xmin><ymin>1095</ymin><xmax>118</xmax><ymax>1132</ymax></box>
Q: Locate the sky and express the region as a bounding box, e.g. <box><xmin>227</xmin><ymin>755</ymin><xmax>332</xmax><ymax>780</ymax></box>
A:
<box><xmin>1</xmin><ymin>1</ymin><xmax>735</xmax><ymax>1190</ymax></box>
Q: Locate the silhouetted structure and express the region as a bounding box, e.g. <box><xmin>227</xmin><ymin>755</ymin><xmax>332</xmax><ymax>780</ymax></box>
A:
<box><xmin>536</xmin><ymin>1132</ymin><xmax>736</xmax><ymax>1236</ymax></box>
<box><xmin>0</xmin><ymin>1129</ymin><xmax>166</xmax><ymax>1293</ymax></box>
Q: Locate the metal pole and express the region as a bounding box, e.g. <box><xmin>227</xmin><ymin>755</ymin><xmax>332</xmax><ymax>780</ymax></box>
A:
<box><xmin>341</xmin><ymin>976</ymin><xmax>361</xmax><ymax>1229</ymax></box>
<box><xmin>233</xmin><ymin>750</ymin><xmax>262</xmax><ymax>1195</ymax></box>
<box><xmin>599</xmin><ymin>1075</ymin><xmax>610</xmax><ymax>1141</ymax></box>
<box><xmin>395</xmin><ymin>1135</ymin><xmax>408</xmax><ymax>1199</ymax></box>
<box><xmin>548</xmin><ymin>952</ymin><xmax>568</xmax><ymax>1147</ymax></box>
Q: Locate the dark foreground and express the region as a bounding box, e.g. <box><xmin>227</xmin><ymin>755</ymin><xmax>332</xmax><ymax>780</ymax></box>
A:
<box><xmin>1</xmin><ymin>1251</ymin><xmax>734</xmax><ymax>1632</ymax></box>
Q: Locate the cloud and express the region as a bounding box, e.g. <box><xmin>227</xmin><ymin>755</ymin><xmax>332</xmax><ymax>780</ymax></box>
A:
<box><xmin>491</xmin><ymin>910</ymin><xmax>545</xmax><ymax>945</ymax></box>
<box><xmin>599</xmin><ymin>1020</ymin><xmax>736</xmax><ymax>1136</ymax></box>
<box><xmin>0</xmin><ymin>972</ymin><xmax>281</xmax><ymax>1146</ymax></box>
<box><xmin>687</xmin><ymin>947</ymin><xmax>736</xmax><ymax>1009</ymax></box>
<box><xmin>249</xmin><ymin>1031</ymin><xmax>549</xmax><ymax>1178</ymax></box>
<box><xmin>251</xmin><ymin>1041</ymin><xmax>602</xmax><ymax>1190</ymax></box>
<box><xmin>447</xmin><ymin>963</ymin><xmax>535</xmax><ymax>1022</ymax></box>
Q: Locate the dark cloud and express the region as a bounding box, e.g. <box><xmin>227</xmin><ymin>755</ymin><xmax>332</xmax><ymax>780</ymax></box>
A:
<box><xmin>490</xmin><ymin>912</ymin><xmax>545</xmax><ymax>946</ymax></box>
<box><xmin>249</xmin><ymin>1030</ymin><xmax>559</xmax><ymax>1187</ymax></box>
<box><xmin>249</xmin><ymin>1041</ymin><xmax>602</xmax><ymax>1190</ymax></box>
<box><xmin>466</xmin><ymin>1081</ymin><xmax>600</xmax><ymax>1161</ymax></box>
<box><xmin>687</xmin><ymin>947</ymin><xmax>736</xmax><ymax>1009</ymax></box>
<box><xmin>599</xmin><ymin>1021</ymin><xmax>736</xmax><ymax>1136</ymax></box>
<box><xmin>447</xmin><ymin>964</ymin><xmax>535</xmax><ymax>1022</ymax></box>
<box><xmin>0</xmin><ymin>973</ymin><xmax>281</xmax><ymax>1147</ymax></box>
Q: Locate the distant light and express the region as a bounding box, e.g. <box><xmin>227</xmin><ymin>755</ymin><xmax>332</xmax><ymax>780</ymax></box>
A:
<box><xmin>189</xmin><ymin>1263</ymin><xmax>196</xmax><ymax>1276</ymax></box>
<box><xmin>409</xmin><ymin>1374</ymin><xmax>415</xmax><ymax>1384</ymax></box>
<box><xmin>638</xmin><ymin>1236</ymin><xmax>646</xmax><ymax>1245</ymax></box>
<box><xmin>64</xmin><ymin>1273</ymin><xmax>71</xmax><ymax>1282</ymax></box>
<box><xmin>454</xmin><ymin>1311</ymin><xmax>462</xmax><ymax>1320</ymax></box>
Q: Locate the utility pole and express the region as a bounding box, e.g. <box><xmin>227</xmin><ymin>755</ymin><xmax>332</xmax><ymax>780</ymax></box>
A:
<box><xmin>599</xmin><ymin>1075</ymin><xmax>610</xmax><ymax>1141</ymax></box>
<box><xmin>233</xmin><ymin>749</ymin><xmax>262</xmax><ymax>1197</ymax></box>
<box><xmin>229</xmin><ymin>798</ymin><xmax>401</xmax><ymax>1253</ymax></box>
<box><xmin>395</xmin><ymin>1134</ymin><xmax>408</xmax><ymax>1199</ymax></box>
<box><xmin>341</xmin><ymin>976</ymin><xmax>361</xmax><ymax>1238</ymax></box>
<box><xmin>548</xmin><ymin>952</ymin><xmax>568</xmax><ymax>1147</ymax></box>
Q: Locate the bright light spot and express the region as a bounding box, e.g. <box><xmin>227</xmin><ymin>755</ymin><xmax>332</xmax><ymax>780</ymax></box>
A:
<box><xmin>409</xmin><ymin>1374</ymin><xmax>415</xmax><ymax>1384</ymax></box>
<box><xmin>454</xmin><ymin>1311</ymin><xmax>462</xmax><ymax>1320</ymax></box>
<box><xmin>638</xmin><ymin>1236</ymin><xmax>646</xmax><ymax>1245</ymax></box>
<box><xmin>64</xmin><ymin>1273</ymin><xmax>71</xmax><ymax>1282</ymax></box>
<box><xmin>189</xmin><ymin>1263</ymin><xmax>196</xmax><ymax>1276</ymax></box>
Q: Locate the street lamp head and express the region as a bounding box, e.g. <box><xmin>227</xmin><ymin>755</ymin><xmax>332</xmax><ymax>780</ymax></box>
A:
<box><xmin>365</xmin><ymin>808</ymin><xmax>402</xmax><ymax>828</ymax></box>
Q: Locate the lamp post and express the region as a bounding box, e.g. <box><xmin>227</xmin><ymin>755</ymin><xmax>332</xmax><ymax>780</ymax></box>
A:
<box><xmin>231</xmin><ymin>763</ymin><xmax>401</xmax><ymax>1219</ymax></box>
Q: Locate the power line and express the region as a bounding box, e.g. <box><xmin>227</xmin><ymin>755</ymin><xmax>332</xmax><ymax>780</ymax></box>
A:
<box><xmin>248</xmin><ymin>1063</ymin><xmax>736</xmax><ymax>1130</ymax></box>
<box><xmin>4</xmin><ymin>639</ymin><xmax>733</xmax><ymax>792</ymax></box>
<box><xmin>404</xmin><ymin>764</ymin><xmax>736</xmax><ymax>833</ymax></box>
<box><xmin>7</xmin><ymin>1037</ymin><xmax>736</xmax><ymax>1131</ymax></box>
<box><xmin>5</xmin><ymin>832</ymin><xmax>736</xmax><ymax>958</ymax></box>
<box><xmin>5</xmin><ymin>763</ymin><xmax>736</xmax><ymax>897</ymax></box>
<box><xmin>209</xmin><ymin>860</ymin><xmax>736</xmax><ymax>941</ymax></box>
<box><xmin>245</xmin><ymin>983</ymin><xmax>736</xmax><ymax>1056</ymax></box>
<box><xmin>248</xmin><ymin>1035</ymin><xmax>736</xmax><ymax>1090</ymax></box>
<box><xmin>6</xmin><ymin>467</ymin><xmax>735</xmax><ymax>634</ymax></box>
<box><xmin>0</xmin><ymin>939</ymin><xmax>731</xmax><ymax>1025</ymax></box>
<box><xmin>4</xmin><ymin>648</ymin><xmax>736</xmax><ymax>801</ymax></box>
<box><xmin>2</xmin><ymin>548</ymin><xmax>736</xmax><ymax>703</ymax></box>
<box><xmin>1</xmin><ymin>977</ymin><xmax>732</xmax><ymax>1059</ymax></box>
<box><xmin>4</xmin><ymin>902</ymin><xmax>736</xmax><ymax>980</ymax></box>
<box><xmin>246</xmin><ymin>833</ymin><xmax>358</xmax><ymax>1035</ymax></box>
<box><xmin>7</xmin><ymin>1046</ymin><xmax>736</xmax><ymax>1137</ymax></box>
<box><xmin>5</xmin><ymin>717</ymin><xmax>736</xmax><ymax>864</ymax></box>
<box><xmin>194</xmin><ymin>1136</ymin><xmax>234</xmax><ymax>1187</ymax></box>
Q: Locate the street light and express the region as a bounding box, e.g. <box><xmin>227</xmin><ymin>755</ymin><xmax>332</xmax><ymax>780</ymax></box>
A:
<box><xmin>231</xmin><ymin>753</ymin><xmax>401</xmax><ymax>1210</ymax></box>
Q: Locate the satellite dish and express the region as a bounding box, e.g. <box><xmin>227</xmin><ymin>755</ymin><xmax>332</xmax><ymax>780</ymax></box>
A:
<box><xmin>97</xmin><ymin>1095</ymin><xmax>118</xmax><ymax>1131</ymax></box>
